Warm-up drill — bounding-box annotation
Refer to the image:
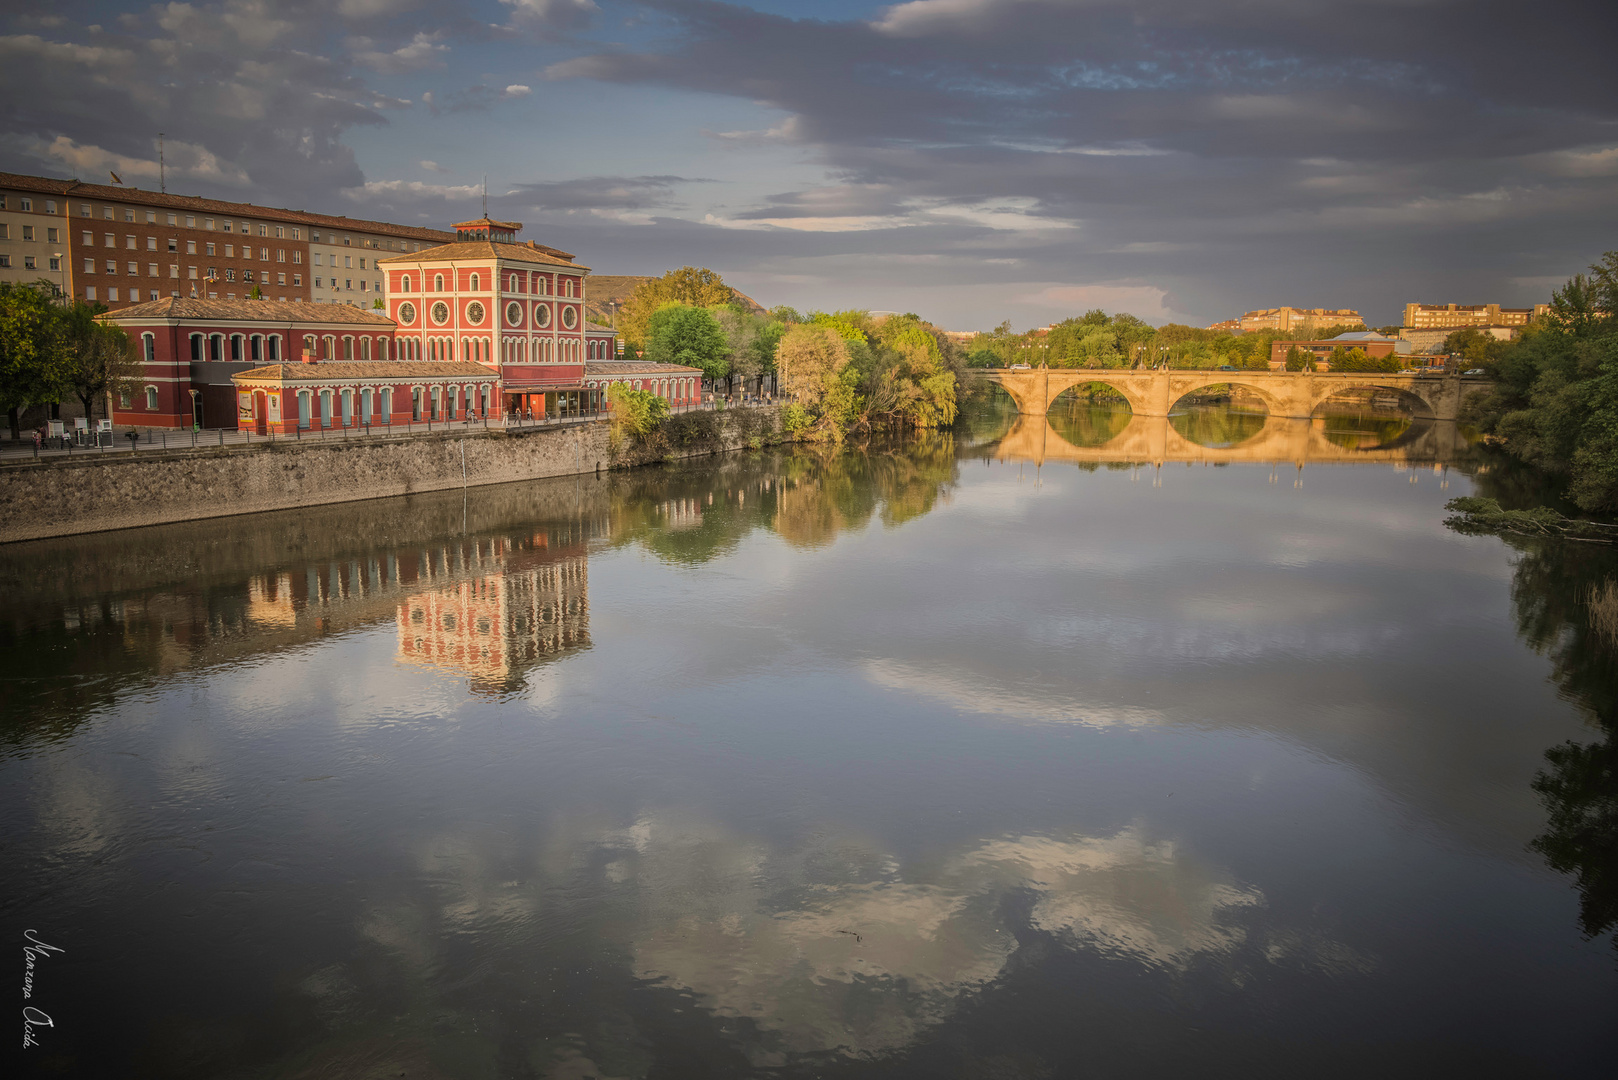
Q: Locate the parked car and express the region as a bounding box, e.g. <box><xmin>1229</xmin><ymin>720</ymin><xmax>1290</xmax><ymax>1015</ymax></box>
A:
<box><xmin>1216</xmin><ymin>364</ymin><xmax>1237</xmax><ymax>371</ymax></box>
<box><xmin>1008</xmin><ymin>363</ymin><xmax>1031</xmax><ymax>370</ymax></box>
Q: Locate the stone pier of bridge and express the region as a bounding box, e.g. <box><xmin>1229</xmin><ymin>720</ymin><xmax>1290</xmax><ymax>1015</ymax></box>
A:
<box><xmin>979</xmin><ymin>367</ymin><xmax>1483</xmax><ymax>423</ymax></box>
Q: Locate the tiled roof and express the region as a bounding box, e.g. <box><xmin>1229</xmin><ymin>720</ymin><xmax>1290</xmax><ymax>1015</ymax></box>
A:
<box><xmin>586</xmin><ymin>359</ymin><xmax>703</xmax><ymax>376</ymax></box>
<box><xmin>0</xmin><ymin>170</ymin><xmax>453</xmax><ymax>243</ymax></box>
<box><xmin>233</xmin><ymin>362</ymin><xmax>496</xmax><ymax>382</ymax></box>
<box><xmin>377</xmin><ymin>240</ymin><xmax>587</xmax><ymax>270</ymax></box>
<box><xmin>585</xmin><ymin>321</ymin><xmax>617</xmax><ymax>333</ymax></box>
<box><xmin>105</xmin><ymin>297</ymin><xmax>397</xmax><ymax>325</ymax></box>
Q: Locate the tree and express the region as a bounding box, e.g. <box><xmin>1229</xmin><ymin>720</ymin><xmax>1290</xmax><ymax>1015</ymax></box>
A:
<box><xmin>0</xmin><ymin>280</ymin><xmax>66</xmax><ymax>439</ymax></box>
<box><xmin>618</xmin><ymin>267</ymin><xmax>737</xmax><ymax>348</ymax></box>
<box><xmin>644</xmin><ymin>304</ymin><xmax>729</xmax><ymax>384</ymax></box>
<box><xmin>1284</xmin><ymin>345</ymin><xmax>1314</xmax><ymax>372</ymax></box>
<box><xmin>1473</xmin><ymin>250</ymin><xmax>1618</xmax><ymax>512</ymax></box>
<box><xmin>60</xmin><ymin>302</ymin><xmax>141</xmax><ymax>426</ymax></box>
<box><xmin>777</xmin><ymin>324</ymin><xmax>850</xmax><ymax>411</ymax></box>
<box><xmin>246</xmin><ymin>285</ymin><xmax>263</xmax><ymax>300</ymax></box>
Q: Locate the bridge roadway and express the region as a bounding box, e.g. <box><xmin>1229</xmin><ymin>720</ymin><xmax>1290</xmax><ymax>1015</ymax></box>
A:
<box><xmin>991</xmin><ymin>411</ymin><xmax>1469</xmax><ymax>469</ymax></box>
<box><xmin>978</xmin><ymin>366</ymin><xmax>1488</xmax><ymax>421</ymax></box>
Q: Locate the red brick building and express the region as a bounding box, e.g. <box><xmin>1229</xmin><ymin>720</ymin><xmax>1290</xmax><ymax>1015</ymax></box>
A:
<box><xmin>231</xmin><ymin>361</ymin><xmax>500</xmax><ymax>434</ymax></box>
<box><xmin>105</xmin><ymin>298</ymin><xmax>403</xmax><ymax>429</ymax></box>
<box><xmin>379</xmin><ymin>217</ymin><xmax>622</xmax><ymax>419</ymax></box>
<box><xmin>0</xmin><ymin>170</ymin><xmax>449</xmax><ymax>311</ymax></box>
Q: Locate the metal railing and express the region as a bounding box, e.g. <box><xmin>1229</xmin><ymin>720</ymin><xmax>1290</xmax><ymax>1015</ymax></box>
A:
<box><xmin>0</xmin><ymin>398</ymin><xmax>783</xmax><ymax>465</ymax></box>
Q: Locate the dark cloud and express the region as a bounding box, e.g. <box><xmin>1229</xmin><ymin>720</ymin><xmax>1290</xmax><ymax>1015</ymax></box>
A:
<box><xmin>541</xmin><ymin>0</ymin><xmax>1618</xmax><ymax>323</ymax></box>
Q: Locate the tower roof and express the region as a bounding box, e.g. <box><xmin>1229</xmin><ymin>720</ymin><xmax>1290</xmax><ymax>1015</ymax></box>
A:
<box><xmin>452</xmin><ymin>216</ymin><xmax>523</xmax><ymax>243</ymax></box>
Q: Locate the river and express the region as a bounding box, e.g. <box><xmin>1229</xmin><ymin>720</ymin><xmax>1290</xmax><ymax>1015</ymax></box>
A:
<box><xmin>4</xmin><ymin>399</ymin><xmax>1615</xmax><ymax>1077</ymax></box>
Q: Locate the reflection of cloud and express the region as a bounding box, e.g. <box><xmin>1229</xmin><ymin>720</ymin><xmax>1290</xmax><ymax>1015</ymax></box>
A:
<box><xmin>610</xmin><ymin>814</ymin><xmax>1364</xmax><ymax>1060</ymax></box>
<box><xmin>954</xmin><ymin>830</ymin><xmax>1260</xmax><ymax>967</ymax></box>
<box><xmin>864</xmin><ymin>658</ymin><xmax>1162</xmax><ymax>728</ymax></box>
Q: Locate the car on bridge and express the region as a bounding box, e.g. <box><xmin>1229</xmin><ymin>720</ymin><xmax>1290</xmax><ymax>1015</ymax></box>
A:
<box><xmin>1008</xmin><ymin>363</ymin><xmax>1031</xmax><ymax>370</ymax></box>
<box><xmin>1217</xmin><ymin>365</ymin><xmax>1237</xmax><ymax>371</ymax></box>
<box><xmin>1465</xmin><ymin>368</ymin><xmax>1486</xmax><ymax>376</ymax></box>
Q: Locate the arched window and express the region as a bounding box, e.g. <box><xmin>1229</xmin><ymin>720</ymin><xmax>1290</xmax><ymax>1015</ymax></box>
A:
<box><xmin>302</xmin><ymin>334</ymin><xmax>315</xmax><ymax>359</ymax></box>
<box><xmin>361</xmin><ymin>337</ymin><xmax>370</xmax><ymax>362</ymax></box>
<box><xmin>470</xmin><ymin>273</ymin><xmax>480</xmax><ymax>291</ymax></box>
<box><xmin>536</xmin><ymin>276</ymin><xmax>547</xmax><ymax>296</ymax></box>
<box><xmin>268</xmin><ymin>334</ymin><xmax>281</xmax><ymax>361</ymax></box>
<box><xmin>381</xmin><ymin>387</ymin><xmax>393</xmax><ymax>423</ymax></box>
<box><xmin>190</xmin><ymin>333</ymin><xmax>204</xmax><ymax>361</ymax></box>
<box><xmin>434</xmin><ymin>274</ymin><xmax>444</xmax><ymax>292</ymax></box>
<box><xmin>509</xmin><ymin>274</ymin><xmax>518</xmax><ymax>292</ymax></box>
<box><xmin>402</xmin><ymin>275</ymin><xmax>412</xmax><ymax>292</ymax></box>
<box><xmin>320</xmin><ymin>389</ymin><xmax>333</xmax><ymax>427</ymax></box>
<box><xmin>411</xmin><ymin>387</ymin><xmax>422</xmax><ymax>422</ymax></box>
<box><xmin>362</xmin><ymin>388</ymin><xmax>373</xmax><ymax>424</ymax></box>
<box><xmin>230</xmin><ymin>334</ymin><xmax>243</xmax><ymax>361</ymax></box>
<box><xmin>145</xmin><ymin>385</ymin><xmax>158</xmax><ymax>410</ymax></box>
<box><xmin>142</xmin><ymin>333</ymin><xmax>155</xmax><ymax>364</ymax></box>
<box><xmin>341</xmin><ymin>388</ymin><xmax>353</xmax><ymax>426</ymax></box>
<box><xmin>297</xmin><ymin>390</ymin><xmax>311</xmax><ymax>429</ymax></box>
<box><xmin>342</xmin><ymin>336</ymin><xmax>354</xmax><ymax>361</ymax></box>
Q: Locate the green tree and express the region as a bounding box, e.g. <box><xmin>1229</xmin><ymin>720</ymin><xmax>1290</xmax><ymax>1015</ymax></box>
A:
<box><xmin>618</xmin><ymin>267</ymin><xmax>736</xmax><ymax>349</ymax></box>
<box><xmin>60</xmin><ymin>301</ymin><xmax>141</xmax><ymax>426</ymax></box>
<box><xmin>1473</xmin><ymin>251</ymin><xmax>1618</xmax><ymax>512</ymax></box>
<box><xmin>1284</xmin><ymin>345</ymin><xmax>1314</xmax><ymax>372</ymax></box>
<box><xmin>246</xmin><ymin>285</ymin><xmax>263</xmax><ymax>300</ymax></box>
<box><xmin>0</xmin><ymin>280</ymin><xmax>66</xmax><ymax>439</ymax></box>
<box><xmin>644</xmin><ymin>304</ymin><xmax>729</xmax><ymax>384</ymax></box>
<box><xmin>605</xmin><ymin>380</ymin><xmax>670</xmax><ymax>446</ymax></box>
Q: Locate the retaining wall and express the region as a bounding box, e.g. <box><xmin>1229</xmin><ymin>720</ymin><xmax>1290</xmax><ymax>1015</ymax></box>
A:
<box><xmin>0</xmin><ymin>407</ymin><xmax>783</xmax><ymax>543</ymax></box>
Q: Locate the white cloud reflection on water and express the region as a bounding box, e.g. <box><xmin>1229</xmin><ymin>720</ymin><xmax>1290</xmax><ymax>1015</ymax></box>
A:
<box><xmin>598</xmin><ymin>814</ymin><xmax>1370</xmax><ymax>1062</ymax></box>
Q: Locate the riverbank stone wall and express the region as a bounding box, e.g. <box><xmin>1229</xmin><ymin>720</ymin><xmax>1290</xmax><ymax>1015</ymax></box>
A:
<box><xmin>0</xmin><ymin>406</ymin><xmax>784</xmax><ymax>543</ymax></box>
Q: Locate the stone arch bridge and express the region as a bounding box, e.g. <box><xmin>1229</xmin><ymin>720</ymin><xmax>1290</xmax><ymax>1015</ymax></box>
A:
<box><xmin>979</xmin><ymin>367</ymin><xmax>1488</xmax><ymax>421</ymax></box>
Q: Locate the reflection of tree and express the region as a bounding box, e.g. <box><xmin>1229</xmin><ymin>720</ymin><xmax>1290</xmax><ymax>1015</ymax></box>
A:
<box><xmin>1319</xmin><ymin>413</ymin><xmax>1414</xmax><ymax>450</ymax></box>
<box><xmin>1167</xmin><ymin>404</ymin><xmax>1268</xmax><ymax>449</ymax></box>
<box><xmin>1046</xmin><ymin>395</ymin><xmax>1132</xmax><ymax>448</ymax></box>
<box><xmin>608</xmin><ymin>440</ymin><xmax>960</xmax><ymax>561</ymax></box>
<box><xmin>1464</xmin><ymin>507</ymin><xmax>1618</xmax><ymax>951</ymax></box>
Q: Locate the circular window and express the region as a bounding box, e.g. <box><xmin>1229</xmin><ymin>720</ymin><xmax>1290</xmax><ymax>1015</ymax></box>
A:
<box><xmin>505</xmin><ymin>301</ymin><xmax>523</xmax><ymax>327</ymax></box>
<box><xmin>397</xmin><ymin>301</ymin><xmax>416</xmax><ymax>325</ymax></box>
<box><xmin>561</xmin><ymin>305</ymin><xmax>578</xmax><ymax>330</ymax></box>
<box><xmin>430</xmin><ymin>301</ymin><xmax>450</xmax><ymax>325</ymax></box>
<box><xmin>534</xmin><ymin>303</ymin><xmax>551</xmax><ymax>329</ymax></box>
<box><xmin>466</xmin><ymin>301</ymin><xmax>485</xmax><ymax>326</ymax></box>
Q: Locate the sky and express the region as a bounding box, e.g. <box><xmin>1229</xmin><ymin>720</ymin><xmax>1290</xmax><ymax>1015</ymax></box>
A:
<box><xmin>2</xmin><ymin>0</ymin><xmax>1615</xmax><ymax>330</ymax></box>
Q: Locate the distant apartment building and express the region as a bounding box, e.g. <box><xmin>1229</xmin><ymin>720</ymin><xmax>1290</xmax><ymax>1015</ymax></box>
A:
<box><xmin>1226</xmin><ymin>307</ymin><xmax>1364</xmax><ymax>333</ymax></box>
<box><xmin>0</xmin><ymin>171</ymin><xmax>451</xmax><ymax>312</ymax></box>
<box><xmin>1401</xmin><ymin>302</ymin><xmax>1551</xmax><ymax>329</ymax></box>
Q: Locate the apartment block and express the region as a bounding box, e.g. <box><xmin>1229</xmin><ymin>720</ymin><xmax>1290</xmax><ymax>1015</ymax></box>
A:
<box><xmin>1402</xmin><ymin>302</ymin><xmax>1551</xmax><ymax>330</ymax></box>
<box><xmin>0</xmin><ymin>171</ymin><xmax>451</xmax><ymax>312</ymax></box>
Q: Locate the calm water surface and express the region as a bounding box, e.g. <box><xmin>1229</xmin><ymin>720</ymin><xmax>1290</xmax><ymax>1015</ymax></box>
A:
<box><xmin>5</xmin><ymin>403</ymin><xmax>1616</xmax><ymax>1078</ymax></box>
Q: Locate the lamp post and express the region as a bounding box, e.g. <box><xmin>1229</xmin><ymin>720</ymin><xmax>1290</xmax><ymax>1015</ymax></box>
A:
<box><xmin>189</xmin><ymin>389</ymin><xmax>202</xmax><ymax>432</ymax></box>
<box><xmin>50</xmin><ymin>252</ymin><xmax>66</xmax><ymax>304</ymax></box>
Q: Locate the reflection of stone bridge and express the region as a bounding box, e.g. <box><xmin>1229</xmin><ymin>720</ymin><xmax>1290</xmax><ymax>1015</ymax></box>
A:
<box><xmin>980</xmin><ymin>367</ymin><xmax>1487</xmax><ymax>420</ymax></box>
<box><xmin>993</xmin><ymin>412</ymin><xmax>1469</xmax><ymax>468</ymax></box>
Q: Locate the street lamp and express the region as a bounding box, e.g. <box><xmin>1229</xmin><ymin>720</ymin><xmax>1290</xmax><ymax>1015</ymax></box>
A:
<box><xmin>50</xmin><ymin>252</ymin><xmax>66</xmax><ymax>303</ymax></box>
<box><xmin>189</xmin><ymin>389</ymin><xmax>202</xmax><ymax>432</ymax></box>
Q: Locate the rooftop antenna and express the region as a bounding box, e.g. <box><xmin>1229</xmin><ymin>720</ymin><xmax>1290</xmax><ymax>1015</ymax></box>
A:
<box><xmin>158</xmin><ymin>132</ymin><xmax>166</xmax><ymax>193</ymax></box>
<box><xmin>482</xmin><ymin>174</ymin><xmax>487</xmax><ymax>218</ymax></box>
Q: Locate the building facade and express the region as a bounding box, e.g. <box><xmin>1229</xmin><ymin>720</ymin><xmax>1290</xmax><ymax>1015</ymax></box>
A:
<box><xmin>584</xmin><ymin>359</ymin><xmax>704</xmax><ymax>406</ymax></box>
<box><xmin>1268</xmin><ymin>336</ymin><xmax>1399</xmax><ymax>370</ymax></box>
<box><xmin>105</xmin><ymin>298</ymin><xmax>403</xmax><ymax>428</ymax></box>
<box><xmin>0</xmin><ymin>171</ymin><xmax>449</xmax><ymax>311</ymax></box>
<box><xmin>1401</xmin><ymin>302</ymin><xmax>1550</xmax><ymax>330</ymax></box>
<box><xmin>379</xmin><ymin>217</ymin><xmax>622</xmax><ymax>419</ymax></box>
<box><xmin>231</xmin><ymin>360</ymin><xmax>500</xmax><ymax>434</ymax></box>
<box><xmin>1225</xmin><ymin>307</ymin><xmax>1365</xmax><ymax>333</ymax></box>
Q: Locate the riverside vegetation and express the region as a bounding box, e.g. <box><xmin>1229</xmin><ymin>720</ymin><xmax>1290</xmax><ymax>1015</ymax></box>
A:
<box><xmin>0</xmin><ymin>279</ymin><xmax>142</xmax><ymax>439</ymax></box>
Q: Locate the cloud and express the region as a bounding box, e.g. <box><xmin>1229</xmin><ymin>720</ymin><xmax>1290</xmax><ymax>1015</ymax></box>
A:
<box><xmin>499</xmin><ymin>0</ymin><xmax>598</xmax><ymax>33</ymax></box>
<box><xmin>539</xmin><ymin>0</ymin><xmax>1618</xmax><ymax>324</ymax></box>
<box><xmin>503</xmin><ymin>83</ymin><xmax>531</xmax><ymax>97</ymax></box>
<box><xmin>419</xmin><ymin>159</ymin><xmax>449</xmax><ymax>173</ymax></box>
<box><xmin>351</xmin><ymin>31</ymin><xmax>448</xmax><ymax>74</ymax></box>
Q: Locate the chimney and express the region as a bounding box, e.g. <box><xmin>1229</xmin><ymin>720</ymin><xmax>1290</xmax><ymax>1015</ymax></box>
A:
<box><xmin>302</xmin><ymin>348</ymin><xmax>318</xmax><ymax>365</ymax></box>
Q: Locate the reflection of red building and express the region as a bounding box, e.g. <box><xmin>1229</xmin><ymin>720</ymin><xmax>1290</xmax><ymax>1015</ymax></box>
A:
<box><xmin>397</xmin><ymin>534</ymin><xmax>590</xmax><ymax>695</ymax></box>
<box><xmin>379</xmin><ymin>217</ymin><xmax>622</xmax><ymax>421</ymax></box>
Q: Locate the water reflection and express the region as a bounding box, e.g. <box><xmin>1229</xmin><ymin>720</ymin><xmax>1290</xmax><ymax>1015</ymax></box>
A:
<box><xmin>1453</xmin><ymin>486</ymin><xmax>1618</xmax><ymax>952</ymax></box>
<box><xmin>4</xmin><ymin>421</ymin><xmax>1616</xmax><ymax>1077</ymax></box>
<box><xmin>989</xmin><ymin>409</ymin><xmax>1474</xmax><ymax>468</ymax></box>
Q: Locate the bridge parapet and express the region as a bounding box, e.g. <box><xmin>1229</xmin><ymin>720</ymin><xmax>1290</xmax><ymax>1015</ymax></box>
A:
<box><xmin>975</xmin><ymin>368</ymin><xmax>1487</xmax><ymax>422</ymax></box>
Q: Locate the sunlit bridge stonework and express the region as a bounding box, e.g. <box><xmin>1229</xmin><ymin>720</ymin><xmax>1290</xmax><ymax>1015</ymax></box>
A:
<box><xmin>981</xmin><ymin>367</ymin><xmax>1488</xmax><ymax>421</ymax></box>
